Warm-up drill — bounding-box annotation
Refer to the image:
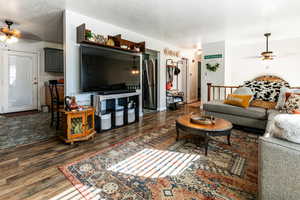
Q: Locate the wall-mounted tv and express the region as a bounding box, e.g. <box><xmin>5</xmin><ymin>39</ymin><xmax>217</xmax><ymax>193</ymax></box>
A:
<box><xmin>80</xmin><ymin>45</ymin><xmax>140</xmax><ymax>93</ymax></box>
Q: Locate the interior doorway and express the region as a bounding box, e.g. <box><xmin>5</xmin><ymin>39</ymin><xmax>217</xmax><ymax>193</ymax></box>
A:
<box><xmin>1</xmin><ymin>50</ymin><xmax>38</xmax><ymax>113</ymax></box>
<box><xmin>197</xmin><ymin>61</ymin><xmax>201</xmax><ymax>101</ymax></box>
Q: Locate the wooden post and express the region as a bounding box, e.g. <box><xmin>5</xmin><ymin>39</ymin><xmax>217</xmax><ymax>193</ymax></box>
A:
<box><xmin>207</xmin><ymin>83</ymin><xmax>212</xmax><ymax>102</ymax></box>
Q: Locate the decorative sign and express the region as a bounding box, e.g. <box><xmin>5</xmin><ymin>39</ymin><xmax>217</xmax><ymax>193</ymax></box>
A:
<box><xmin>204</xmin><ymin>54</ymin><xmax>222</xmax><ymax>59</ymax></box>
<box><xmin>163</xmin><ymin>48</ymin><xmax>180</xmax><ymax>57</ymax></box>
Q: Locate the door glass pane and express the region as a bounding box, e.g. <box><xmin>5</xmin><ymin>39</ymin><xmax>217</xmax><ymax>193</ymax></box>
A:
<box><xmin>71</xmin><ymin>117</ymin><xmax>83</xmax><ymax>134</ymax></box>
<box><xmin>8</xmin><ymin>55</ymin><xmax>33</xmax><ymax>108</ymax></box>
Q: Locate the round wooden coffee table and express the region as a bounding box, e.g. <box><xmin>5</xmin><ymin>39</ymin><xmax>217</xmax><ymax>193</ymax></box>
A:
<box><xmin>176</xmin><ymin>114</ymin><xmax>233</xmax><ymax>156</ymax></box>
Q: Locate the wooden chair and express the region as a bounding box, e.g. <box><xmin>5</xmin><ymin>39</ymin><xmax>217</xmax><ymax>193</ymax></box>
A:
<box><xmin>48</xmin><ymin>80</ymin><xmax>64</xmax><ymax>129</ymax></box>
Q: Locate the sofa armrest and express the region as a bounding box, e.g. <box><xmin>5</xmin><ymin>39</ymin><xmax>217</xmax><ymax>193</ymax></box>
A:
<box><xmin>259</xmin><ymin>136</ymin><xmax>300</xmax><ymax>200</ymax></box>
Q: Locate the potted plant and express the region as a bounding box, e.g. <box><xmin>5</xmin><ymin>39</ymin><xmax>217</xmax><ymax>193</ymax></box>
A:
<box><xmin>206</xmin><ymin>63</ymin><xmax>220</xmax><ymax>72</ymax></box>
<box><xmin>85</xmin><ymin>30</ymin><xmax>93</xmax><ymax>41</ymax></box>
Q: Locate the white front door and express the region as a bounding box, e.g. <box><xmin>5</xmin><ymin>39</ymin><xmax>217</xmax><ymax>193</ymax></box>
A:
<box><xmin>2</xmin><ymin>51</ymin><xmax>38</xmax><ymax>113</ymax></box>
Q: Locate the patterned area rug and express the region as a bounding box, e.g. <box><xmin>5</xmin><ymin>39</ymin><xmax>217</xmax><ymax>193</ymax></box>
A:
<box><xmin>59</xmin><ymin>123</ymin><xmax>258</xmax><ymax>200</ymax></box>
<box><xmin>0</xmin><ymin>112</ymin><xmax>56</xmax><ymax>149</ymax></box>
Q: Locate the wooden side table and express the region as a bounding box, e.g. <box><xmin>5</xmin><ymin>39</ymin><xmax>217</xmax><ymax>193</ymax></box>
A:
<box><xmin>59</xmin><ymin>107</ymin><xmax>96</xmax><ymax>144</ymax></box>
<box><xmin>176</xmin><ymin>114</ymin><xmax>233</xmax><ymax>156</ymax></box>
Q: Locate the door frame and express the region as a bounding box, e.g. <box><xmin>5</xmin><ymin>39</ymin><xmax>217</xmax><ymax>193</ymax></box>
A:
<box><xmin>197</xmin><ymin>61</ymin><xmax>201</xmax><ymax>100</ymax></box>
<box><xmin>142</xmin><ymin>49</ymin><xmax>160</xmax><ymax>112</ymax></box>
<box><xmin>1</xmin><ymin>50</ymin><xmax>38</xmax><ymax>113</ymax></box>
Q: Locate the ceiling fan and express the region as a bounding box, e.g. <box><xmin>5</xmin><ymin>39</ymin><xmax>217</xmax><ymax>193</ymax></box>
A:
<box><xmin>260</xmin><ymin>33</ymin><xmax>275</xmax><ymax>60</ymax></box>
<box><xmin>0</xmin><ymin>20</ymin><xmax>21</xmax><ymax>43</ymax></box>
<box><xmin>243</xmin><ymin>33</ymin><xmax>278</xmax><ymax>60</ymax></box>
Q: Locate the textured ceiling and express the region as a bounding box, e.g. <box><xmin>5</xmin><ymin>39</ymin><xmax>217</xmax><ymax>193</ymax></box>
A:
<box><xmin>0</xmin><ymin>0</ymin><xmax>300</xmax><ymax>48</ymax></box>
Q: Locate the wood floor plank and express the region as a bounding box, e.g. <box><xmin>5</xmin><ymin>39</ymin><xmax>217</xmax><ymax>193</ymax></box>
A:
<box><xmin>0</xmin><ymin>106</ymin><xmax>194</xmax><ymax>200</ymax></box>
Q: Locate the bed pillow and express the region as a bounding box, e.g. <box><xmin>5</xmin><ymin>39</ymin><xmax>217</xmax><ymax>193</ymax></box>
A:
<box><xmin>224</xmin><ymin>94</ymin><xmax>253</xmax><ymax>108</ymax></box>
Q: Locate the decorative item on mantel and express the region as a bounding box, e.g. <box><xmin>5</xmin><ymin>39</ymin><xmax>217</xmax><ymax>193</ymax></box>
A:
<box><xmin>106</xmin><ymin>38</ymin><xmax>115</xmax><ymax>46</ymax></box>
<box><xmin>77</xmin><ymin>23</ymin><xmax>145</xmax><ymax>53</ymax></box>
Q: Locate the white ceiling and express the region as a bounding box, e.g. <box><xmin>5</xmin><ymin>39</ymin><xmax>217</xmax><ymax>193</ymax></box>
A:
<box><xmin>1</xmin><ymin>0</ymin><xmax>300</xmax><ymax>48</ymax></box>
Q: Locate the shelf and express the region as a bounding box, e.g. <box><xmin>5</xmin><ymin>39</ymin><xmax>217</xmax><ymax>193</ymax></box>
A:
<box><xmin>81</xmin><ymin>40</ymin><xmax>141</xmax><ymax>54</ymax></box>
<box><xmin>77</xmin><ymin>23</ymin><xmax>145</xmax><ymax>53</ymax></box>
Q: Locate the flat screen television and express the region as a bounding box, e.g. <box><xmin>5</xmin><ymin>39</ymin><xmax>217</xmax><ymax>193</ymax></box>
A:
<box><xmin>80</xmin><ymin>46</ymin><xmax>140</xmax><ymax>93</ymax></box>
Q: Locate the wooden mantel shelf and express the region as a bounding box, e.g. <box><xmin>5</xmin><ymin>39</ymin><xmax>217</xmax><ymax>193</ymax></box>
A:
<box><xmin>77</xmin><ymin>23</ymin><xmax>145</xmax><ymax>53</ymax></box>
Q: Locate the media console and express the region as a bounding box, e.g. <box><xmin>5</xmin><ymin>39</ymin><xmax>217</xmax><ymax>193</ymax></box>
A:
<box><xmin>91</xmin><ymin>91</ymin><xmax>142</xmax><ymax>132</ymax></box>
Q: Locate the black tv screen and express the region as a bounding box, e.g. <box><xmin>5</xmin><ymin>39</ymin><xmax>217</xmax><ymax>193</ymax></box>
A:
<box><xmin>80</xmin><ymin>46</ymin><xmax>140</xmax><ymax>92</ymax></box>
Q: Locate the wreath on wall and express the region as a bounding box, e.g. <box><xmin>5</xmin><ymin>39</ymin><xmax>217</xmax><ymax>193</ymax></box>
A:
<box><xmin>206</xmin><ymin>63</ymin><xmax>220</xmax><ymax>72</ymax></box>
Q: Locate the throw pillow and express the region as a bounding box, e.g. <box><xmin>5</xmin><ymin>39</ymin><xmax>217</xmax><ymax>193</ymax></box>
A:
<box><xmin>284</xmin><ymin>94</ymin><xmax>300</xmax><ymax>113</ymax></box>
<box><xmin>233</xmin><ymin>87</ymin><xmax>254</xmax><ymax>101</ymax></box>
<box><xmin>224</xmin><ymin>94</ymin><xmax>253</xmax><ymax>108</ymax></box>
<box><xmin>293</xmin><ymin>110</ymin><xmax>300</xmax><ymax>114</ymax></box>
<box><xmin>276</xmin><ymin>88</ymin><xmax>300</xmax><ymax>110</ymax></box>
<box><xmin>285</xmin><ymin>92</ymin><xmax>300</xmax><ymax>100</ymax></box>
<box><xmin>243</xmin><ymin>80</ymin><xmax>289</xmax><ymax>102</ymax></box>
<box><xmin>250</xmin><ymin>100</ymin><xmax>277</xmax><ymax>109</ymax></box>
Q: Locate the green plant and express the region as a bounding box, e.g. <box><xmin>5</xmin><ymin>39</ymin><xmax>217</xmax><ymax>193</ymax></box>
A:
<box><xmin>85</xmin><ymin>30</ymin><xmax>93</xmax><ymax>40</ymax></box>
<box><xmin>206</xmin><ymin>63</ymin><xmax>220</xmax><ymax>72</ymax></box>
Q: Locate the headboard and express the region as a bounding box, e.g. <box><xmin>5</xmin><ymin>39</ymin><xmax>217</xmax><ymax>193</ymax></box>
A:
<box><xmin>207</xmin><ymin>75</ymin><xmax>300</xmax><ymax>101</ymax></box>
<box><xmin>253</xmin><ymin>75</ymin><xmax>287</xmax><ymax>83</ymax></box>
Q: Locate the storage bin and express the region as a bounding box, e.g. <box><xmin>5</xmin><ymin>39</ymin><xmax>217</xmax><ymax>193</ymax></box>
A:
<box><xmin>128</xmin><ymin>108</ymin><xmax>135</xmax><ymax>123</ymax></box>
<box><xmin>115</xmin><ymin>110</ymin><xmax>124</xmax><ymax>126</ymax></box>
<box><xmin>116</xmin><ymin>105</ymin><xmax>124</xmax><ymax>111</ymax></box>
<box><xmin>101</xmin><ymin>113</ymin><xmax>112</xmax><ymax>130</ymax></box>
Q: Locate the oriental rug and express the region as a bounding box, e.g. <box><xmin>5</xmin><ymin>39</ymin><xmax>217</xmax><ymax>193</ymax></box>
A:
<box><xmin>59</xmin><ymin>123</ymin><xmax>258</xmax><ymax>200</ymax></box>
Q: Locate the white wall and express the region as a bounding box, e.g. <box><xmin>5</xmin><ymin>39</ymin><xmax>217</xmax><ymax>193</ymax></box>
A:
<box><xmin>0</xmin><ymin>39</ymin><xmax>63</xmax><ymax>112</ymax></box>
<box><xmin>201</xmin><ymin>41</ymin><xmax>226</xmax><ymax>102</ymax></box>
<box><xmin>64</xmin><ymin>10</ymin><xmax>185</xmax><ymax>110</ymax></box>
<box><xmin>226</xmin><ymin>37</ymin><xmax>300</xmax><ymax>86</ymax></box>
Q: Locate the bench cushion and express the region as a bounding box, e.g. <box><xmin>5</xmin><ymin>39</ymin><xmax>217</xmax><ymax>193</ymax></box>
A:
<box><xmin>203</xmin><ymin>100</ymin><xmax>267</xmax><ymax>120</ymax></box>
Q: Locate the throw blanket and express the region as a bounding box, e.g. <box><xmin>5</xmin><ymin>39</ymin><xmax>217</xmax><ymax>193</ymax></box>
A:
<box><xmin>271</xmin><ymin>114</ymin><xmax>300</xmax><ymax>144</ymax></box>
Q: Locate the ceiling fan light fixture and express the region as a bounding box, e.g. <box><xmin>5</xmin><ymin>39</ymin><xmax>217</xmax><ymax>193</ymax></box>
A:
<box><xmin>0</xmin><ymin>32</ymin><xmax>6</xmax><ymax>42</ymax></box>
<box><xmin>7</xmin><ymin>35</ymin><xmax>18</xmax><ymax>43</ymax></box>
<box><xmin>0</xmin><ymin>20</ymin><xmax>21</xmax><ymax>44</ymax></box>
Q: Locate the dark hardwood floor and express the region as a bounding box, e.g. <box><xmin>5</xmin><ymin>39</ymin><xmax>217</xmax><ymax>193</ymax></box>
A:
<box><xmin>0</xmin><ymin>105</ymin><xmax>194</xmax><ymax>200</ymax></box>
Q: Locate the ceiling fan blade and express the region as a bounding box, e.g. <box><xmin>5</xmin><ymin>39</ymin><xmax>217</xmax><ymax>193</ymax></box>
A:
<box><xmin>280</xmin><ymin>53</ymin><xmax>299</xmax><ymax>57</ymax></box>
<box><xmin>243</xmin><ymin>56</ymin><xmax>262</xmax><ymax>59</ymax></box>
<box><xmin>21</xmin><ymin>31</ymin><xmax>42</xmax><ymax>41</ymax></box>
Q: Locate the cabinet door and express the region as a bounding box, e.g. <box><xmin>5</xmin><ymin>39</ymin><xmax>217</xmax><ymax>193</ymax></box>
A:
<box><xmin>58</xmin><ymin>50</ymin><xmax>64</xmax><ymax>73</ymax></box>
<box><xmin>44</xmin><ymin>48</ymin><xmax>63</xmax><ymax>73</ymax></box>
<box><xmin>85</xmin><ymin>110</ymin><xmax>95</xmax><ymax>135</ymax></box>
<box><xmin>68</xmin><ymin>113</ymin><xmax>85</xmax><ymax>139</ymax></box>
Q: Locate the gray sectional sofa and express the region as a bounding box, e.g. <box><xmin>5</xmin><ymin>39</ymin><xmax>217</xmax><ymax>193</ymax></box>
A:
<box><xmin>203</xmin><ymin>76</ymin><xmax>300</xmax><ymax>200</ymax></box>
<box><xmin>204</xmin><ymin>100</ymin><xmax>300</xmax><ymax>200</ymax></box>
<box><xmin>203</xmin><ymin>100</ymin><xmax>268</xmax><ymax>130</ymax></box>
